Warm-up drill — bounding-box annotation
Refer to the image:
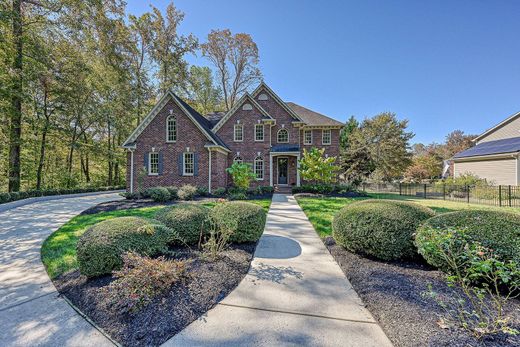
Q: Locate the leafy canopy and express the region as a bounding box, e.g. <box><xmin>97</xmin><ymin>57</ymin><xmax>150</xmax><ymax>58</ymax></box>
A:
<box><xmin>298</xmin><ymin>148</ymin><xmax>339</xmax><ymax>184</ymax></box>
<box><xmin>226</xmin><ymin>162</ymin><xmax>256</xmax><ymax>189</ymax></box>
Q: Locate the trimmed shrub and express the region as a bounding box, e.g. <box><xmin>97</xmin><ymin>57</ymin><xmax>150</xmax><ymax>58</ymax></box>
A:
<box><xmin>259</xmin><ymin>186</ymin><xmax>274</xmax><ymax>194</ymax></box>
<box><xmin>178</xmin><ymin>184</ymin><xmax>197</xmax><ymax>200</ymax></box>
<box><xmin>229</xmin><ymin>192</ymin><xmax>248</xmax><ymax>201</ymax></box>
<box><xmin>415</xmin><ymin>210</ymin><xmax>520</xmax><ymax>272</ymax></box>
<box><xmin>0</xmin><ymin>193</ymin><xmax>11</xmax><ymax>203</ymax></box>
<box><xmin>77</xmin><ymin>217</ymin><xmax>169</xmax><ymax>277</ymax></box>
<box><xmin>210</xmin><ymin>201</ymin><xmax>266</xmax><ymax>243</ymax></box>
<box><xmin>212</xmin><ymin>187</ymin><xmax>226</xmax><ymax>197</ymax></box>
<box><xmin>196</xmin><ymin>186</ymin><xmax>209</xmax><ymax>197</ymax></box>
<box><xmin>145</xmin><ymin>187</ymin><xmax>170</xmax><ymax>202</ymax></box>
<box><xmin>155</xmin><ymin>204</ymin><xmax>210</xmax><ymax>244</ymax></box>
<box><xmin>165</xmin><ymin>186</ymin><xmax>179</xmax><ymax>200</ymax></box>
<box><xmin>332</xmin><ymin>199</ymin><xmax>435</xmax><ymax>260</ymax></box>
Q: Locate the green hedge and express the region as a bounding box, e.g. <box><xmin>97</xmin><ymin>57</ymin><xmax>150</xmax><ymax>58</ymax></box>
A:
<box><xmin>210</xmin><ymin>201</ymin><xmax>266</xmax><ymax>243</ymax></box>
<box><xmin>415</xmin><ymin>210</ymin><xmax>520</xmax><ymax>271</ymax></box>
<box><xmin>154</xmin><ymin>204</ymin><xmax>210</xmax><ymax>244</ymax></box>
<box><xmin>332</xmin><ymin>199</ymin><xmax>435</xmax><ymax>260</ymax></box>
<box><xmin>77</xmin><ymin>216</ymin><xmax>169</xmax><ymax>277</ymax></box>
<box><xmin>0</xmin><ymin>185</ymin><xmax>124</xmax><ymax>205</ymax></box>
<box><xmin>145</xmin><ymin>187</ymin><xmax>171</xmax><ymax>202</ymax></box>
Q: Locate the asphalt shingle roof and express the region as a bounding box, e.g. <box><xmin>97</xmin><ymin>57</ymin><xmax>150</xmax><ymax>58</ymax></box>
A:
<box><xmin>454</xmin><ymin>136</ymin><xmax>520</xmax><ymax>159</ymax></box>
<box><xmin>285</xmin><ymin>102</ymin><xmax>343</xmax><ymax>126</ymax></box>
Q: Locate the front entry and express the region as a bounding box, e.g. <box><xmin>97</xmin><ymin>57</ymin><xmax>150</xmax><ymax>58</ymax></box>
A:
<box><xmin>277</xmin><ymin>158</ymin><xmax>288</xmax><ymax>184</ymax></box>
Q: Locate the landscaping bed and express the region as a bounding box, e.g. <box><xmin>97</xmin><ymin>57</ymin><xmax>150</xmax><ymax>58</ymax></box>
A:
<box><xmin>324</xmin><ymin>237</ymin><xmax>520</xmax><ymax>347</ymax></box>
<box><xmin>54</xmin><ymin>243</ymin><xmax>255</xmax><ymax>347</ymax></box>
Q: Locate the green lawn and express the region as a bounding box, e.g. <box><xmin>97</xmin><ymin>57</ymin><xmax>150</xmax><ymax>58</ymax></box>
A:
<box><xmin>296</xmin><ymin>193</ymin><xmax>520</xmax><ymax>237</ymax></box>
<box><xmin>41</xmin><ymin>198</ymin><xmax>271</xmax><ymax>279</ymax></box>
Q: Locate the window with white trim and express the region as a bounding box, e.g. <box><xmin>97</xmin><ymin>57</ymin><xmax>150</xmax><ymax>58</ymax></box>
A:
<box><xmin>233</xmin><ymin>156</ymin><xmax>243</xmax><ymax>164</ymax></box>
<box><xmin>183</xmin><ymin>152</ymin><xmax>194</xmax><ymax>175</ymax></box>
<box><xmin>254</xmin><ymin>156</ymin><xmax>264</xmax><ymax>180</ymax></box>
<box><xmin>234</xmin><ymin>124</ymin><xmax>243</xmax><ymax>141</ymax></box>
<box><xmin>255</xmin><ymin>124</ymin><xmax>264</xmax><ymax>141</ymax></box>
<box><xmin>149</xmin><ymin>152</ymin><xmax>159</xmax><ymax>175</ymax></box>
<box><xmin>322</xmin><ymin>129</ymin><xmax>331</xmax><ymax>145</ymax></box>
<box><xmin>277</xmin><ymin>128</ymin><xmax>289</xmax><ymax>143</ymax></box>
<box><xmin>304</xmin><ymin>129</ymin><xmax>312</xmax><ymax>145</ymax></box>
<box><xmin>166</xmin><ymin>115</ymin><xmax>176</xmax><ymax>142</ymax></box>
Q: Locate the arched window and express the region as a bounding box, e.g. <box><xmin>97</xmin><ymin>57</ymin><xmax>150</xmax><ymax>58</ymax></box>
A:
<box><xmin>166</xmin><ymin>115</ymin><xmax>177</xmax><ymax>142</ymax></box>
<box><xmin>233</xmin><ymin>156</ymin><xmax>243</xmax><ymax>164</ymax></box>
<box><xmin>254</xmin><ymin>156</ymin><xmax>264</xmax><ymax>180</ymax></box>
<box><xmin>277</xmin><ymin>128</ymin><xmax>289</xmax><ymax>143</ymax></box>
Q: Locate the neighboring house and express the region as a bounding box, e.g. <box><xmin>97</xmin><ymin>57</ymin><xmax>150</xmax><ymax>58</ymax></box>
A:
<box><xmin>122</xmin><ymin>82</ymin><xmax>343</xmax><ymax>193</ymax></box>
<box><xmin>453</xmin><ymin>110</ymin><xmax>520</xmax><ymax>185</ymax></box>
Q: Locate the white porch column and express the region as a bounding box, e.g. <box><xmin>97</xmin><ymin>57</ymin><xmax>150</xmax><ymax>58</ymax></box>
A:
<box><xmin>296</xmin><ymin>153</ymin><xmax>301</xmax><ymax>187</ymax></box>
<box><xmin>269</xmin><ymin>153</ymin><xmax>273</xmax><ymax>186</ymax></box>
<box><xmin>208</xmin><ymin>148</ymin><xmax>212</xmax><ymax>194</ymax></box>
<box><xmin>129</xmin><ymin>149</ymin><xmax>135</xmax><ymax>193</ymax></box>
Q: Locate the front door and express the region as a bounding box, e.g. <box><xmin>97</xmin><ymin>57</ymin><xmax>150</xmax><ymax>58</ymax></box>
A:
<box><xmin>278</xmin><ymin>158</ymin><xmax>288</xmax><ymax>184</ymax></box>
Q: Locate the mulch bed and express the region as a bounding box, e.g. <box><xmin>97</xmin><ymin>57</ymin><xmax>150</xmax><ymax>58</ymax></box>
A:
<box><xmin>54</xmin><ymin>243</ymin><xmax>256</xmax><ymax>347</ymax></box>
<box><xmin>323</xmin><ymin>237</ymin><xmax>520</xmax><ymax>347</ymax></box>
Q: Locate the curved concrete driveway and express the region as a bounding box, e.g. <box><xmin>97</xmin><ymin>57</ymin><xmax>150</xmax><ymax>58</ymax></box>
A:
<box><xmin>0</xmin><ymin>193</ymin><xmax>122</xmax><ymax>347</ymax></box>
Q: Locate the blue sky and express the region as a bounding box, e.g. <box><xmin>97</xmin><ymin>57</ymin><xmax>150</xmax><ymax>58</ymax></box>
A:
<box><xmin>126</xmin><ymin>0</ymin><xmax>520</xmax><ymax>144</ymax></box>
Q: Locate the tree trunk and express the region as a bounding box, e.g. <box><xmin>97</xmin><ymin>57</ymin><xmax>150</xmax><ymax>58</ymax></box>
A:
<box><xmin>8</xmin><ymin>0</ymin><xmax>23</xmax><ymax>192</ymax></box>
<box><xmin>36</xmin><ymin>115</ymin><xmax>50</xmax><ymax>190</ymax></box>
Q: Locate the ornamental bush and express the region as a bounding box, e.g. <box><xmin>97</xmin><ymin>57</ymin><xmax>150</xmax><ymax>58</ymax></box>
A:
<box><xmin>165</xmin><ymin>186</ymin><xmax>179</xmax><ymax>200</ymax></box>
<box><xmin>77</xmin><ymin>217</ymin><xmax>169</xmax><ymax>277</ymax></box>
<box><xmin>154</xmin><ymin>204</ymin><xmax>210</xmax><ymax>244</ymax></box>
<box><xmin>145</xmin><ymin>187</ymin><xmax>171</xmax><ymax>202</ymax></box>
<box><xmin>178</xmin><ymin>184</ymin><xmax>197</xmax><ymax>200</ymax></box>
<box><xmin>332</xmin><ymin>199</ymin><xmax>435</xmax><ymax>260</ymax></box>
<box><xmin>415</xmin><ymin>210</ymin><xmax>520</xmax><ymax>272</ymax></box>
<box><xmin>210</xmin><ymin>201</ymin><xmax>266</xmax><ymax>243</ymax></box>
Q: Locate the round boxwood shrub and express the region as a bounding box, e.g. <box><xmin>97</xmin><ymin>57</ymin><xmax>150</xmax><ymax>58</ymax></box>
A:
<box><xmin>332</xmin><ymin>199</ymin><xmax>435</xmax><ymax>260</ymax></box>
<box><xmin>415</xmin><ymin>210</ymin><xmax>520</xmax><ymax>271</ymax></box>
<box><xmin>155</xmin><ymin>204</ymin><xmax>210</xmax><ymax>244</ymax></box>
<box><xmin>77</xmin><ymin>217</ymin><xmax>169</xmax><ymax>277</ymax></box>
<box><xmin>145</xmin><ymin>187</ymin><xmax>171</xmax><ymax>202</ymax></box>
<box><xmin>210</xmin><ymin>201</ymin><xmax>266</xmax><ymax>243</ymax></box>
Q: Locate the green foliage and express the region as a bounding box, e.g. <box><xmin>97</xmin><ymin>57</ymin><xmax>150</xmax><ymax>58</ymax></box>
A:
<box><xmin>0</xmin><ymin>186</ymin><xmax>124</xmax><ymax>204</ymax></box>
<box><xmin>332</xmin><ymin>199</ymin><xmax>435</xmax><ymax>260</ymax></box>
<box><xmin>438</xmin><ymin>173</ymin><xmax>490</xmax><ymax>187</ymax></box>
<box><xmin>292</xmin><ymin>183</ymin><xmax>356</xmax><ymax>195</ymax></box>
<box><xmin>298</xmin><ymin>148</ymin><xmax>339</xmax><ymax>184</ymax></box>
<box><xmin>145</xmin><ymin>187</ymin><xmax>171</xmax><ymax>202</ymax></box>
<box><xmin>339</xmin><ymin>116</ymin><xmax>359</xmax><ymax>149</ymax></box>
<box><xmin>102</xmin><ymin>252</ymin><xmax>187</xmax><ymax>313</ymax></box>
<box><xmin>229</xmin><ymin>192</ymin><xmax>248</xmax><ymax>200</ymax></box>
<box><xmin>210</xmin><ymin>201</ymin><xmax>266</xmax><ymax>243</ymax></box>
<box><xmin>76</xmin><ymin>217</ymin><xmax>169</xmax><ymax>277</ymax></box>
<box><xmin>415</xmin><ymin>210</ymin><xmax>520</xmax><ymax>272</ymax></box>
<box><xmin>178</xmin><ymin>184</ymin><xmax>198</xmax><ymax>200</ymax></box>
<box><xmin>196</xmin><ymin>186</ymin><xmax>209</xmax><ymax>197</ymax></box>
<box><xmin>212</xmin><ymin>187</ymin><xmax>227</xmax><ymax>196</ymax></box>
<box><xmin>226</xmin><ymin>162</ymin><xmax>256</xmax><ymax>189</ymax></box>
<box><xmin>165</xmin><ymin>186</ymin><xmax>179</xmax><ymax>200</ymax></box>
<box><xmin>154</xmin><ymin>204</ymin><xmax>210</xmax><ymax>244</ymax></box>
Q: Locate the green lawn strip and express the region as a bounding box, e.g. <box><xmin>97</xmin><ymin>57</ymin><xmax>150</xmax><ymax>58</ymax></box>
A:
<box><xmin>296</xmin><ymin>193</ymin><xmax>520</xmax><ymax>237</ymax></box>
<box><xmin>41</xmin><ymin>198</ymin><xmax>271</xmax><ymax>279</ymax></box>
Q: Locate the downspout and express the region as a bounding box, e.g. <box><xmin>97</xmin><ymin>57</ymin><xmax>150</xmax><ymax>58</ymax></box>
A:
<box><xmin>129</xmin><ymin>149</ymin><xmax>134</xmax><ymax>193</ymax></box>
<box><xmin>208</xmin><ymin>148</ymin><xmax>212</xmax><ymax>194</ymax></box>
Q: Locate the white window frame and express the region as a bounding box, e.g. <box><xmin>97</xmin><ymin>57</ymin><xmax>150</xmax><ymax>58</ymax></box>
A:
<box><xmin>254</xmin><ymin>156</ymin><xmax>264</xmax><ymax>180</ymax></box>
<box><xmin>233</xmin><ymin>156</ymin><xmax>243</xmax><ymax>164</ymax></box>
<box><xmin>322</xmin><ymin>129</ymin><xmax>331</xmax><ymax>145</ymax></box>
<box><xmin>166</xmin><ymin>115</ymin><xmax>177</xmax><ymax>142</ymax></box>
<box><xmin>277</xmin><ymin>128</ymin><xmax>289</xmax><ymax>143</ymax></box>
<box><xmin>304</xmin><ymin>129</ymin><xmax>313</xmax><ymax>145</ymax></box>
<box><xmin>255</xmin><ymin>124</ymin><xmax>264</xmax><ymax>142</ymax></box>
<box><xmin>234</xmin><ymin>124</ymin><xmax>243</xmax><ymax>142</ymax></box>
<box><xmin>183</xmin><ymin>152</ymin><xmax>194</xmax><ymax>176</ymax></box>
<box><xmin>148</xmin><ymin>152</ymin><xmax>159</xmax><ymax>176</ymax></box>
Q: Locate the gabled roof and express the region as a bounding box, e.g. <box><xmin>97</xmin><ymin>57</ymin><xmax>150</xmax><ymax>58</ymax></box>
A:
<box><xmin>123</xmin><ymin>90</ymin><xmax>229</xmax><ymax>150</ymax></box>
<box><xmin>286</xmin><ymin>102</ymin><xmax>343</xmax><ymax>126</ymax></box>
<box><xmin>454</xmin><ymin>136</ymin><xmax>520</xmax><ymax>159</ymax></box>
<box><xmin>212</xmin><ymin>93</ymin><xmax>273</xmax><ymax>132</ymax></box>
<box><xmin>474</xmin><ymin>110</ymin><xmax>520</xmax><ymax>143</ymax></box>
<box><xmin>252</xmin><ymin>82</ymin><xmax>304</xmax><ymax>122</ymax></box>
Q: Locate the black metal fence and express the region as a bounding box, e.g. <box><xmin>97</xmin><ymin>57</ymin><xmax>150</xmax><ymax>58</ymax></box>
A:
<box><xmin>361</xmin><ymin>182</ymin><xmax>520</xmax><ymax>208</ymax></box>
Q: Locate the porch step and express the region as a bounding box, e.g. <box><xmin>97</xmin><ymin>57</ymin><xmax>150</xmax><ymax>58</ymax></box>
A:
<box><xmin>274</xmin><ymin>185</ymin><xmax>292</xmax><ymax>194</ymax></box>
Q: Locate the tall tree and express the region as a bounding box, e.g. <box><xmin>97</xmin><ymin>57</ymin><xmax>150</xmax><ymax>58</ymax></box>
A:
<box><xmin>184</xmin><ymin>65</ymin><xmax>223</xmax><ymax>114</ymax></box>
<box><xmin>201</xmin><ymin>29</ymin><xmax>262</xmax><ymax>111</ymax></box>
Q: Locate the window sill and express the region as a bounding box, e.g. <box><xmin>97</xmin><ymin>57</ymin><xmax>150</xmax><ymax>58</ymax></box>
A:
<box><xmin>166</xmin><ymin>140</ymin><xmax>176</xmax><ymax>143</ymax></box>
<box><xmin>254</xmin><ymin>139</ymin><xmax>264</xmax><ymax>142</ymax></box>
<box><xmin>148</xmin><ymin>173</ymin><xmax>159</xmax><ymax>176</ymax></box>
<box><xmin>183</xmin><ymin>173</ymin><xmax>194</xmax><ymax>177</ymax></box>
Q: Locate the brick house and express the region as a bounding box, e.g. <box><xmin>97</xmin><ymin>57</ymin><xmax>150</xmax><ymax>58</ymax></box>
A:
<box><xmin>123</xmin><ymin>82</ymin><xmax>343</xmax><ymax>193</ymax></box>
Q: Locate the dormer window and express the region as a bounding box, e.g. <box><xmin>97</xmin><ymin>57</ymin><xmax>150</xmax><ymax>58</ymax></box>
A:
<box><xmin>277</xmin><ymin>128</ymin><xmax>289</xmax><ymax>143</ymax></box>
<box><xmin>234</xmin><ymin>124</ymin><xmax>243</xmax><ymax>141</ymax></box>
<box><xmin>166</xmin><ymin>114</ymin><xmax>177</xmax><ymax>142</ymax></box>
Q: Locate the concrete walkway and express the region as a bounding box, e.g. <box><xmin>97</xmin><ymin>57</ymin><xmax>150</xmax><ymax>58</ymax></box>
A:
<box><xmin>0</xmin><ymin>193</ymin><xmax>122</xmax><ymax>347</ymax></box>
<box><xmin>164</xmin><ymin>194</ymin><xmax>393</xmax><ymax>347</ymax></box>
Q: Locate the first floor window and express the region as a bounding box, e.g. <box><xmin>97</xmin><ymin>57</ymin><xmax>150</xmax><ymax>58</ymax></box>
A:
<box><xmin>149</xmin><ymin>152</ymin><xmax>159</xmax><ymax>175</ymax></box>
<box><xmin>166</xmin><ymin>115</ymin><xmax>177</xmax><ymax>142</ymax></box>
<box><xmin>183</xmin><ymin>152</ymin><xmax>194</xmax><ymax>175</ymax></box>
<box><xmin>277</xmin><ymin>128</ymin><xmax>289</xmax><ymax>143</ymax></box>
<box><xmin>304</xmin><ymin>129</ymin><xmax>312</xmax><ymax>145</ymax></box>
<box><xmin>233</xmin><ymin>156</ymin><xmax>243</xmax><ymax>164</ymax></box>
<box><xmin>255</xmin><ymin>124</ymin><xmax>264</xmax><ymax>141</ymax></box>
<box><xmin>322</xmin><ymin>129</ymin><xmax>331</xmax><ymax>145</ymax></box>
<box><xmin>234</xmin><ymin>124</ymin><xmax>243</xmax><ymax>141</ymax></box>
<box><xmin>254</xmin><ymin>156</ymin><xmax>264</xmax><ymax>180</ymax></box>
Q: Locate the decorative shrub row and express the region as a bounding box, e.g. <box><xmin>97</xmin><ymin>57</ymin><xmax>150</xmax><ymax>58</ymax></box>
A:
<box><xmin>210</xmin><ymin>201</ymin><xmax>267</xmax><ymax>243</ymax></box>
<box><xmin>292</xmin><ymin>183</ymin><xmax>356</xmax><ymax>195</ymax></box>
<box><xmin>155</xmin><ymin>204</ymin><xmax>210</xmax><ymax>244</ymax></box>
<box><xmin>0</xmin><ymin>185</ymin><xmax>125</xmax><ymax>205</ymax></box>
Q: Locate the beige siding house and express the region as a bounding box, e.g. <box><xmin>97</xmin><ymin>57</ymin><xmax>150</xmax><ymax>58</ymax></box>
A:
<box><xmin>453</xmin><ymin>110</ymin><xmax>520</xmax><ymax>185</ymax></box>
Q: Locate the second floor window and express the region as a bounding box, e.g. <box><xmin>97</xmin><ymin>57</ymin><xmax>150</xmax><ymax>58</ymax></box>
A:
<box><xmin>149</xmin><ymin>152</ymin><xmax>159</xmax><ymax>175</ymax></box>
<box><xmin>322</xmin><ymin>129</ymin><xmax>332</xmax><ymax>145</ymax></box>
<box><xmin>183</xmin><ymin>152</ymin><xmax>194</xmax><ymax>175</ymax></box>
<box><xmin>166</xmin><ymin>115</ymin><xmax>176</xmax><ymax>142</ymax></box>
<box><xmin>304</xmin><ymin>129</ymin><xmax>312</xmax><ymax>145</ymax></box>
<box><xmin>255</xmin><ymin>124</ymin><xmax>264</xmax><ymax>141</ymax></box>
<box><xmin>234</xmin><ymin>124</ymin><xmax>243</xmax><ymax>141</ymax></box>
<box><xmin>277</xmin><ymin>128</ymin><xmax>289</xmax><ymax>143</ymax></box>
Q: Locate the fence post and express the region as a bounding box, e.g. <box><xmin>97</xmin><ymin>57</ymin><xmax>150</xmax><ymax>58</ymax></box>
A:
<box><xmin>399</xmin><ymin>183</ymin><xmax>402</xmax><ymax>196</ymax></box>
<box><xmin>443</xmin><ymin>183</ymin><xmax>446</xmax><ymax>200</ymax></box>
<box><xmin>423</xmin><ymin>183</ymin><xmax>427</xmax><ymax>199</ymax></box>
<box><xmin>499</xmin><ymin>185</ymin><xmax>502</xmax><ymax>207</ymax></box>
<box><xmin>466</xmin><ymin>185</ymin><xmax>470</xmax><ymax>204</ymax></box>
<box><xmin>509</xmin><ymin>185</ymin><xmax>512</xmax><ymax>207</ymax></box>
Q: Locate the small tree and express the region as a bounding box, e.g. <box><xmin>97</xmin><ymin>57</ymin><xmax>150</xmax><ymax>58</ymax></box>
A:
<box><xmin>226</xmin><ymin>162</ymin><xmax>256</xmax><ymax>189</ymax></box>
<box><xmin>298</xmin><ymin>148</ymin><xmax>339</xmax><ymax>184</ymax></box>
